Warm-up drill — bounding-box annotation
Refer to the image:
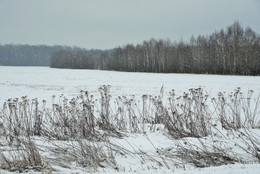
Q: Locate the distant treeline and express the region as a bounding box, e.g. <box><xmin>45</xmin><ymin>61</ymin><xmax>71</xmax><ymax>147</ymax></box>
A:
<box><xmin>0</xmin><ymin>44</ymin><xmax>104</xmax><ymax>66</ymax></box>
<box><xmin>51</xmin><ymin>21</ymin><xmax>260</xmax><ymax>75</ymax></box>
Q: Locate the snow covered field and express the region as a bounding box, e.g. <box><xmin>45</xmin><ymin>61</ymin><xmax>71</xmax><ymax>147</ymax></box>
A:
<box><xmin>0</xmin><ymin>66</ymin><xmax>260</xmax><ymax>174</ymax></box>
<box><xmin>1</xmin><ymin>66</ymin><xmax>260</xmax><ymax>105</ymax></box>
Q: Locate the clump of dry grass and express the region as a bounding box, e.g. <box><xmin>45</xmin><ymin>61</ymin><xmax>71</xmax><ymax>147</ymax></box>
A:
<box><xmin>0</xmin><ymin>85</ymin><xmax>260</xmax><ymax>172</ymax></box>
<box><xmin>212</xmin><ymin>87</ymin><xmax>260</xmax><ymax>130</ymax></box>
<box><xmin>0</xmin><ymin>136</ymin><xmax>43</xmax><ymax>172</ymax></box>
<box><xmin>1</xmin><ymin>86</ymin><xmax>260</xmax><ymax>140</ymax></box>
<box><xmin>156</xmin><ymin>88</ymin><xmax>212</xmax><ymax>138</ymax></box>
<box><xmin>176</xmin><ymin>148</ymin><xmax>238</xmax><ymax>168</ymax></box>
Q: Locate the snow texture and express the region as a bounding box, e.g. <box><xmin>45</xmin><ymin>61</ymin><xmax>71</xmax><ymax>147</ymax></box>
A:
<box><xmin>0</xmin><ymin>66</ymin><xmax>260</xmax><ymax>174</ymax></box>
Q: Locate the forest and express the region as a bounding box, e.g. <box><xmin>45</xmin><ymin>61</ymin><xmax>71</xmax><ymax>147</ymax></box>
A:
<box><xmin>1</xmin><ymin>22</ymin><xmax>259</xmax><ymax>75</ymax></box>
<box><xmin>0</xmin><ymin>44</ymin><xmax>103</xmax><ymax>66</ymax></box>
<box><xmin>50</xmin><ymin>21</ymin><xmax>260</xmax><ymax>75</ymax></box>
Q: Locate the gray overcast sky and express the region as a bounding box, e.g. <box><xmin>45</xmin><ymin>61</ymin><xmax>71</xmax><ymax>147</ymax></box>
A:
<box><xmin>0</xmin><ymin>0</ymin><xmax>260</xmax><ymax>49</ymax></box>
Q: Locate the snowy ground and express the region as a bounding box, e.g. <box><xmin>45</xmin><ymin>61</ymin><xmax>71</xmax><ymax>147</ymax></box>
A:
<box><xmin>1</xmin><ymin>66</ymin><xmax>260</xmax><ymax>105</ymax></box>
<box><xmin>1</xmin><ymin>130</ymin><xmax>260</xmax><ymax>174</ymax></box>
<box><xmin>0</xmin><ymin>66</ymin><xmax>260</xmax><ymax>174</ymax></box>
